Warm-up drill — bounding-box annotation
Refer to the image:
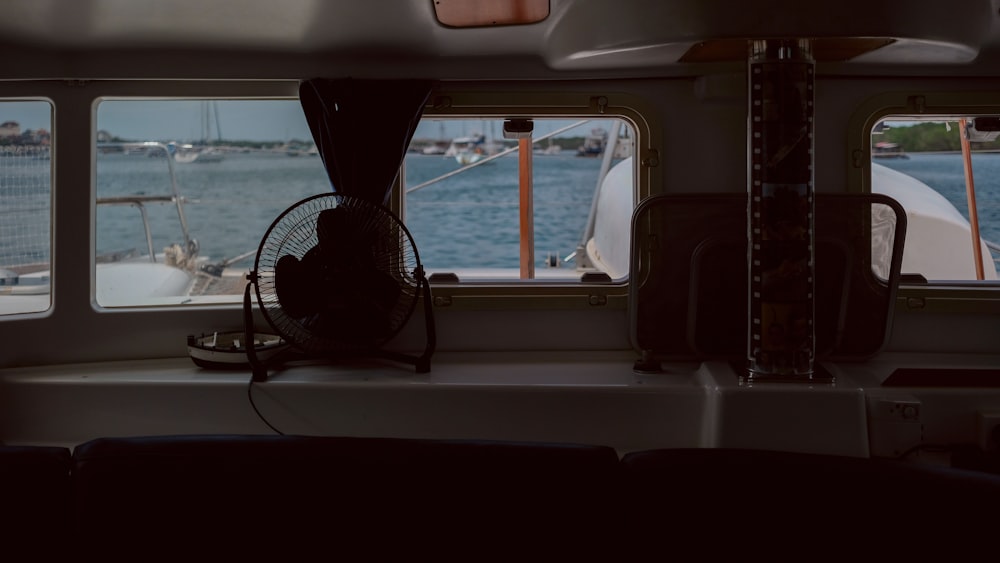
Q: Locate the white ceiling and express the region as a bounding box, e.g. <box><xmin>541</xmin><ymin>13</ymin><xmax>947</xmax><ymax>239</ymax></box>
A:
<box><xmin>0</xmin><ymin>0</ymin><xmax>996</xmax><ymax>79</ymax></box>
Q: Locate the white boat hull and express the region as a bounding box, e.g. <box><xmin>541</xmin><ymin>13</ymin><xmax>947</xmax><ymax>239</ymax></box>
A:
<box><xmin>872</xmin><ymin>163</ymin><xmax>998</xmax><ymax>280</ymax></box>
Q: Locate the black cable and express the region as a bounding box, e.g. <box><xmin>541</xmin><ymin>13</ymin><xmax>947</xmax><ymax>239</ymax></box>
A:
<box><xmin>247</xmin><ymin>376</ymin><xmax>284</xmax><ymax>435</ymax></box>
<box><xmin>243</xmin><ymin>279</ymin><xmax>268</xmax><ymax>383</ymax></box>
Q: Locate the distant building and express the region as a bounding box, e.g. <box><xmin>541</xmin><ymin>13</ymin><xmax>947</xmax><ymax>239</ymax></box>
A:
<box><xmin>23</xmin><ymin>128</ymin><xmax>51</xmax><ymax>145</ymax></box>
<box><xmin>96</xmin><ymin>130</ymin><xmax>114</xmax><ymax>143</ymax></box>
<box><xmin>0</xmin><ymin>121</ymin><xmax>20</xmax><ymax>138</ymax></box>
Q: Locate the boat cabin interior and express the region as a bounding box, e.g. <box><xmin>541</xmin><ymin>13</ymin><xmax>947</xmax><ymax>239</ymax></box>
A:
<box><xmin>2</xmin><ymin>0</ymin><xmax>1000</xmax><ymax>556</ymax></box>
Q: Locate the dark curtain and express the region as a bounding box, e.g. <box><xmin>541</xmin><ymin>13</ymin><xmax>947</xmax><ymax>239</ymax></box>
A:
<box><xmin>299</xmin><ymin>78</ymin><xmax>434</xmax><ymax>206</ymax></box>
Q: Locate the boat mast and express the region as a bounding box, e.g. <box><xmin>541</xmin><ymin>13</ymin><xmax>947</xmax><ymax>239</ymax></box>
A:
<box><xmin>213</xmin><ymin>100</ymin><xmax>223</xmax><ymax>143</ymax></box>
<box><xmin>201</xmin><ymin>102</ymin><xmax>208</xmax><ymax>144</ymax></box>
<box><xmin>958</xmin><ymin>118</ymin><xmax>986</xmax><ymax>280</ymax></box>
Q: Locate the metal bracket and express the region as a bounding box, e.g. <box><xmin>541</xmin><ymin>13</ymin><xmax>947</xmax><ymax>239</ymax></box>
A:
<box><xmin>592</xmin><ymin>96</ymin><xmax>609</xmax><ymax>114</ymax></box>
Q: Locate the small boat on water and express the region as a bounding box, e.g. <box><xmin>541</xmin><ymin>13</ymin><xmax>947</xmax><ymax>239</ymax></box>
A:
<box><xmin>285</xmin><ymin>143</ymin><xmax>319</xmax><ymax>157</ymax></box>
<box><xmin>873</xmin><ymin>141</ymin><xmax>909</xmax><ymax>159</ymax></box>
<box><xmin>454</xmin><ymin>149</ymin><xmax>485</xmax><ymax>165</ymax></box>
<box><xmin>421</xmin><ymin>142</ymin><xmax>448</xmax><ymax>155</ymax></box>
<box><xmin>444</xmin><ymin>133</ymin><xmax>487</xmax><ymax>165</ymax></box>
<box><xmin>170</xmin><ymin>101</ymin><xmax>225</xmax><ymax>162</ymax></box>
<box><xmin>577</xmin><ymin>128</ymin><xmax>607</xmax><ymax>157</ymax></box>
<box><xmin>170</xmin><ymin>143</ymin><xmax>225</xmax><ymax>163</ymax></box>
<box><xmin>534</xmin><ymin>139</ymin><xmax>563</xmax><ymax>156</ymax></box>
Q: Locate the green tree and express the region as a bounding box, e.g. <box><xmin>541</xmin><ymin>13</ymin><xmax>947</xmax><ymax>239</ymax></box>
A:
<box><xmin>876</xmin><ymin>121</ymin><xmax>1000</xmax><ymax>152</ymax></box>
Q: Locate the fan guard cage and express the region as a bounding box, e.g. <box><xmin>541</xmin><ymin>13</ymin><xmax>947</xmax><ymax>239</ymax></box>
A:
<box><xmin>252</xmin><ymin>193</ymin><xmax>422</xmax><ymax>355</ymax></box>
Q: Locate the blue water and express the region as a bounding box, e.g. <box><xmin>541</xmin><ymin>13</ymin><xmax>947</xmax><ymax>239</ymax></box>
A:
<box><xmin>875</xmin><ymin>152</ymin><xmax>1000</xmax><ymax>244</ymax></box>
<box><xmin>96</xmin><ymin>152</ymin><xmax>331</xmax><ymax>268</ymax></box>
<box><xmin>92</xmin><ymin>151</ymin><xmax>609</xmax><ymax>271</ymax></box>
<box><xmin>403</xmin><ymin>153</ymin><xmax>606</xmax><ymax>269</ymax></box>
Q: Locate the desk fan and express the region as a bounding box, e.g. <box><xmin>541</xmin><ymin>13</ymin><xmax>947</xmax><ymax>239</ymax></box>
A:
<box><xmin>243</xmin><ymin>193</ymin><xmax>435</xmax><ymax>380</ymax></box>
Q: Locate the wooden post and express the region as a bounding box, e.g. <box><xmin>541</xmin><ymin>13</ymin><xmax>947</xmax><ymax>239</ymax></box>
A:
<box><xmin>519</xmin><ymin>136</ymin><xmax>534</xmax><ymax>279</ymax></box>
<box><xmin>958</xmin><ymin>118</ymin><xmax>986</xmax><ymax>280</ymax></box>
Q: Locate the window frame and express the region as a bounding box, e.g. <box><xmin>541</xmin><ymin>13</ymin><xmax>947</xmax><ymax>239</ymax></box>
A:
<box><xmin>92</xmin><ymin>95</ymin><xmax>326</xmax><ymax>309</ymax></box>
<box><xmin>0</xmin><ymin>97</ymin><xmax>55</xmax><ymax>317</ymax></box>
<box><xmin>394</xmin><ymin>89</ymin><xmax>656</xmax><ymax>311</ymax></box>
<box><xmin>83</xmin><ymin>89</ymin><xmax>655</xmax><ymax>312</ymax></box>
<box><xmin>849</xmin><ymin>91</ymin><xmax>1000</xmax><ymax>314</ymax></box>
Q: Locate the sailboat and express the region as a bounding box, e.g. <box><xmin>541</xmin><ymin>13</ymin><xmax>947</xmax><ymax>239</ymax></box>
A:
<box><xmin>172</xmin><ymin>101</ymin><xmax>224</xmax><ymax>163</ymax></box>
<box><xmin>444</xmin><ymin>132</ymin><xmax>487</xmax><ymax>165</ymax></box>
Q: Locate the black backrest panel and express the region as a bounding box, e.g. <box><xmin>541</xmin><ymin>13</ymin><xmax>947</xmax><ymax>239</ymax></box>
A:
<box><xmin>630</xmin><ymin>193</ymin><xmax>905</xmax><ymax>362</ymax></box>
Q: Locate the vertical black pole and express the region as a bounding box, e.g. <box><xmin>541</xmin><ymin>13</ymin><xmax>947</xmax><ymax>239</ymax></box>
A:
<box><xmin>747</xmin><ymin>40</ymin><xmax>816</xmax><ymax>380</ymax></box>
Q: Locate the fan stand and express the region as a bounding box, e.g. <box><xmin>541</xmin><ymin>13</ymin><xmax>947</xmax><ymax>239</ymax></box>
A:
<box><xmin>243</xmin><ymin>266</ymin><xmax>436</xmax><ymax>382</ymax></box>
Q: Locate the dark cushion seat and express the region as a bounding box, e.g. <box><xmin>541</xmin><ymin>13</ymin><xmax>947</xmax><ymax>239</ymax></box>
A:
<box><xmin>72</xmin><ymin>434</ymin><xmax>621</xmax><ymax>560</ymax></box>
<box><xmin>621</xmin><ymin>448</ymin><xmax>1000</xmax><ymax>561</ymax></box>
<box><xmin>10</xmin><ymin>435</ymin><xmax>1000</xmax><ymax>561</ymax></box>
<box><xmin>0</xmin><ymin>445</ymin><xmax>72</xmax><ymax>545</ymax></box>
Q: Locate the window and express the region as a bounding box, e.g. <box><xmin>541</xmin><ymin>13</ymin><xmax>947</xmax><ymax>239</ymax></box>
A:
<box><xmin>95</xmin><ymin>99</ymin><xmax>327</xmax><ymax>307</ymax></box>
<box><xmin>0</xmin><ymin>100</ymin><xmax>52</xmax><ymax>316</ymax></box>
<box><xmin>871</xmin><ymin>116</ymin><xmax>1000</xmax><ymax>282</ymax></box>
<box><xmin>404</xmin><ymin>117</ymin><xmax>636</xmax><ymax>282</ymax></box>
<box><xmin>92</xmin><ymin>101</ymin><xmax>638</xmax><ymax>308</ymax></box>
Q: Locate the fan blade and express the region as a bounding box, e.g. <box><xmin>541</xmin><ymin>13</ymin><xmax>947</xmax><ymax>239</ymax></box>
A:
<box><xmin>275</xmin><ymin>254</ymin><xmax>320</xmax><ymax>319</ymax></box>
